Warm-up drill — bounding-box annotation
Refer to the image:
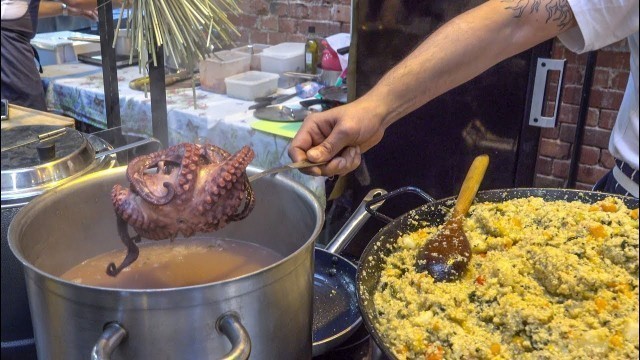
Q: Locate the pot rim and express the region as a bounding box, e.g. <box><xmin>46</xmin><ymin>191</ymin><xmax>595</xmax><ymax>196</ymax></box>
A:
<box><xmin>8</xmin><ymin>165</ymin><xmax>324</xmax><ymax>294</ymax></box>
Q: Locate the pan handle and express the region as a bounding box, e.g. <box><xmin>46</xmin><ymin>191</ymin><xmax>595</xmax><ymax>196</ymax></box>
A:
<box><xmin>364</xmin><ymin>186</ymin><xmax>435</xmax><ymax>223</ymax></box>
<box><xmin>324</xmin><ymin>188</ymin><xmax>387</xmax><ymax>254</ymax></box>
<box><xmin>91</xmin><ymin>322</ymin><xmax>127</xmax><ymax>360</ymax></box>
<box><xmin>91</xmin><ymin>314</ymin><xmax>250</xmax><ymax>360</ymax></box>
<box><xmin>217</xmin><ymin>312</ymin><xmax>251</xmax><ymax>360</ymax></box>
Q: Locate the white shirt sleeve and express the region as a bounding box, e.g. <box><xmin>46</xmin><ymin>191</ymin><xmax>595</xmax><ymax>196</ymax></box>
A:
<box><xmin>558</xmin><ymin>0</ymin><xmax>639</xmax><ymax>53</ymax></box>
<box><xmin>1</xmin><ymin>0</ymin><xmax>29</xmax><ymax>21</ymax></box>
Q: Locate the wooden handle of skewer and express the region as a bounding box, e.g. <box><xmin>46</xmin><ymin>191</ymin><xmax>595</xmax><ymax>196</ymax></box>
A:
<box><xmin>452</xmin><ymin>155</ymin><xmax>490</xmax><ymax>218</ymax></box>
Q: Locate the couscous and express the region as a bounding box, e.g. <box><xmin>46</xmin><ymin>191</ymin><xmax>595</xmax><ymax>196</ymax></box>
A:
<box><xmin>373</xmin><ymin>197</ymin><xmax>639</xmax><ymax>360</ymax></box>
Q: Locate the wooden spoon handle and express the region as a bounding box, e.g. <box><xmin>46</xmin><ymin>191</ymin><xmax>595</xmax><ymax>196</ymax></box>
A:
<box><xmin>452</xmin><ymin>155</ymin><xmax>490</xmax><ymax>217</ymax></box>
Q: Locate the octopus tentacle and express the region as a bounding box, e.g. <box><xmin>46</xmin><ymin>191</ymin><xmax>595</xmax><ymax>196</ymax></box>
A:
<box><xmin>230</xmin><ymin>176</ymin><xmax>255</xmax><ymax>221</ymax></box>
<box><xmin>106</xmin><ymin>215</ymin><xmax>141</xmax><ymax>276</ymax></box>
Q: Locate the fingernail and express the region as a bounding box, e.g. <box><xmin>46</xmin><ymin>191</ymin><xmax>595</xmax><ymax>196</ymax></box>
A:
<box><xmin>337</xmin><ymin>158</ymin><xmax>346</xmax><ymax>169</ymax></box>
<box><xmin>349</xmin><ymin>147</ymin><xmax>356</xmax><ymax>158</ymax></box>
<box><xmin>308</xmin><ymin>149</ymin><xmax>320</xmax><ymax>159</ymax></box>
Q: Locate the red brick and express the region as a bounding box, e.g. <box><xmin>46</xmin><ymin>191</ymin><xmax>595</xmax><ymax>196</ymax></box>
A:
<box><xmin>557</xmin><ymin>103</ymin><xmax>578</xmax><ymax>124</ymax></box>
<box><xmin>270</xmin><ymin>2</ymin><xmax>289</xmax><ymax>16</ymax></box>
<box><xmin>535</xmin><ymin>156</ymin><xmax>553</xmax><ymax>176</ymax></box>
<box><xmin>582</xmin><ymin>127</ymin><xmax>612</xmax><ymax>149</ymax></box>
<box><xmin>592</xmin><ymin>68</ymin><xmax>611</xmax><ymax>88</ymax></box>
<box><xmin>268</xmin><ymin>32</ymin><xmax>288</xmax><ymax>44</ymax></box>
<box><xmin>599</xmin><ymin>109</ymin><xmax>618</xmax><ymax>130</ymax></box>
<box><xmin>558</xmin><ymin>123</ymin><xmax>576</xmax><ymax>143</ymax></box>
<box><xmin>596</xmin><ymin>50</ymin><xmax>631</xmax><ymax>70</ymax></box>
<box><xmin>286</xmin><ymin>33</ymin><xmax>307</xmax><ymax>42</ymax></box>
<box><xmin>533</xmin><ymin>175</ymin><xmax>566</xmax><ymax>188</ymax></box>
<box><xmin>309</xmin><ymin>5</ymin><xmax>332</xmax><ymax>23</ymax></box>
<box><xmin>562</xmin><ymin>84</ymin><xmax>583</xmax><ymax>106</ymax></box>
<box><xmin>579</xmin><ymin>146</ymin><xmax>600</xmax><ymax>165</ymax></box>
<box><xmin>331</xmin><ymin>5</ymin><xmax>351</xmax><ymax>23</ymax></box>
<box><xmin>538</xmin><ymin>138</ymin><xmax>571</xmax><ymax>159</ymax></box>
<box><xmin>585</xmin><ymin>107</ymin><xmax>599</xmax><ymax>127</ymax></box>
<box><xmin>250</xmin><ymin>31</ymin><xmax>269</xmax><ymax>44</ymax></box>
<box><xmin>238</xmin><ymin>14</ymin><xmax>258</xmax><ymax>28</ymax></box>
<box><xmin>577</xmin><ymin>164</ymin><xmax>609</xmax><ymax>185</ymax></box>
<box><xmin>552</xmin><ymin>159</ymin><xmax>570</xmax><ymax>178</ymax></box>
<box><xmin>600</xmin><ymin>149</ymin><xmax>615</xmax><ymax>169</ymax></box>
<box><xmin>290</xmin><ymin>3</ymin><xmax>311</xmax><ymax>18</ymax></box>
<box><xmin>611</xmin><ymin>70</ymin><xmax>631</xmax><ymax>90</ymax></box>
<box><xmin>260</xmin><ymin>16</ymin><xmax>279</xmax><ymax>31</ymax></box>
<box><xmin>551</xmin><ymin>41</ymin><xmax>565</xmax><ymax>58</ymax></box>
<box><xmin>589</xmin><ymin>88</ymin><xmax>625</xmax><ymax>110</ymax></box>
<box><xmin>565</xmin><ymin>63</ymin><xmax>586</xmax><ymax>83</ymax></box>
<box><xmin>278</xmin><ymin>18</ymin><xmax>298</xmax><ymax>33</ymax></box>
<box><xmin>541</xmin><ymin>126</ymin><xmax>560</xmax><ymax>139</ymax></box>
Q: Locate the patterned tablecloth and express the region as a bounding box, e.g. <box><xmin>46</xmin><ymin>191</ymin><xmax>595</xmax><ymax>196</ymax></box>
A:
<box><xmin>41</xmin><ymin>63</ymin><xmax>326</xmax><ymax>206</ymax></box>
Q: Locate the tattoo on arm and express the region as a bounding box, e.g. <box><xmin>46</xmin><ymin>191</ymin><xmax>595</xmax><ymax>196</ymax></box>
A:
<box><xmin>502</xmin><ymin>0</ymin><xmax>574</xmax><ymax>30</ymax></box>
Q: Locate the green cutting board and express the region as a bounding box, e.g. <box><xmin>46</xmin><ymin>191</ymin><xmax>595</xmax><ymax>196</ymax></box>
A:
<box><xmin>250</xmin><ymin>120</ymin><xmax>302</xmax><ymax>139</ymax></box>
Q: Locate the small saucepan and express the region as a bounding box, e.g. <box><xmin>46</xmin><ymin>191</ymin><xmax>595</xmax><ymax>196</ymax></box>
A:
<box><xmin>312</xmin><ymin>188</ymin><xmax>387</xmax><ymax>357</ymax></box>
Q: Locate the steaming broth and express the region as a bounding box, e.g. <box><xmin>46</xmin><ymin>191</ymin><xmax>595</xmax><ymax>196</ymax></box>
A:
<box><xmin>61</xmin><ymin>238</ymin><xmax>283</xmax><ymax>289</ymax></box>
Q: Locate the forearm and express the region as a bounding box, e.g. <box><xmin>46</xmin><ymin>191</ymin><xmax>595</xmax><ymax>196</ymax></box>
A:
<box><xmin>363</xmin><ymin>0</ymin><xmax>577</xmax><ymax>128</ymax></box>
<box><xmin>38</xmin><ymin>1</ymin><xmax>68</xmax><ymax>18</ymax></box>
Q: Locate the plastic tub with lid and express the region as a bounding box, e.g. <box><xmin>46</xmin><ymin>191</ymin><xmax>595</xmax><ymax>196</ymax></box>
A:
<box><xmin>199</xmin><ymin>50</ymin><xmax>251</xmax><ymax>94</ymax></box>
<box><xmin>260</xmin><ymin>43</ymin><xmax>305</xmax><ymax>88</ymax></box>
<box><xmin>225</xmin><ymin>71</ymin><xmax>279</xmax><ymax>100</ymax></box>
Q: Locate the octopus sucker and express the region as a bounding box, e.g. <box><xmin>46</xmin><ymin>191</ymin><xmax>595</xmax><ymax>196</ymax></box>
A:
<box><xmin>109</xmin><ymin>143</ymin><xmax>256</xmax><ymax>276</ymax></box>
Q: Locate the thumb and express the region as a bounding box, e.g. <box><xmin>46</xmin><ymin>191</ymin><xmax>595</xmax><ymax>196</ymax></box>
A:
<box><xmin>307</xmin><ymin>132</ymin><xmax>350</xmax><ymax>163</ymax></box>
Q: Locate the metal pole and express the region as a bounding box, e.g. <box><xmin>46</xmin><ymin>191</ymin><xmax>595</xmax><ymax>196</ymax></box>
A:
<box><xmin>149</xmin><ymin>45</ymin><xmax>169</xmax><ymax>147</ymax></box>
<box><xmin>567</xmin><ymin>51</ymin><xmax>598</xmax><ymax>188</ymax></box>
<box><xmin>97</xmin><ymin>0</ymin><xmax>121</xmax><ymax>129</ymax></box>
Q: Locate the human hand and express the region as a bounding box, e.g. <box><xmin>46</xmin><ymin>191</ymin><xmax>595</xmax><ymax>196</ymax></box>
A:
<box><xmin>68</xmin><ymin>6</ymin><xmax>98</xmax><ymax>20</ymax></box>
<box><xmin>288</xmin><ymin>98</ymin><xmax>388</xmax><ymax>177</ymax></box>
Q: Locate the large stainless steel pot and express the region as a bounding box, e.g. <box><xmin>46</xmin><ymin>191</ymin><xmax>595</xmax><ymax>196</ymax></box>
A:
<box><xmin>1</xmin><ymin>125</ymin><xmax>117</xmax><ymax>358</ymax></box>
<box><xmin>356</xmin><ymin>187</ymin><xmax>639</xmax><ymax>360</ymax></box>
<box><xmin>8</xmin><ymin>165</ymin><xmax>324</xmax><ymax>359</ymax></box>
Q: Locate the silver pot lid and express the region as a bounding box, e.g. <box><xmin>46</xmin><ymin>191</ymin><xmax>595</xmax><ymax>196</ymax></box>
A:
<box><xmin>1</xmin><ymin>125</ymin><xmax>105</xmax><ymax>201</ymax></box>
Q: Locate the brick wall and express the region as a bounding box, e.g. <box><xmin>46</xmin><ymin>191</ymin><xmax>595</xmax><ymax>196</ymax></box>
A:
<box><xmin>228</xmin><ymin>0</ymin><xmax>352</xmax><ymax>45</ymax></box>
<box><xmin>533</xmin><ymin>38</ymin><xmax>631</xmax><ymax>189</ymax></box>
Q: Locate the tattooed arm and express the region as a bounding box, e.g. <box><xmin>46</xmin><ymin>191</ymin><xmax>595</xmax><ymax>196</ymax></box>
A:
<box><xmin>289</xmin><ymin>0</ymin><xmax>577</xmax><ymax>176</ymax></box>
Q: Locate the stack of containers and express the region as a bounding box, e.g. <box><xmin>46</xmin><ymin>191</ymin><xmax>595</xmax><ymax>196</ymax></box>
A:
<box><xmin>260</xmin><ymin>42</ymin><xmax>305</xmax><ymax>88</ymax></box>
<box><xmin>199</xmin><ymin>50</ymin><xmax>251</xmax><ymax>93</ymax></box>
<box><xmin>230</xmin><ymin>44</ymin><xmax>271</xmax><ymax>71</ymax></box>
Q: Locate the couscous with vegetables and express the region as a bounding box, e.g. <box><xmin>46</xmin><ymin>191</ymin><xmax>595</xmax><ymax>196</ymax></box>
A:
<box><xmin>373</xmin><ymin>197</ymin><xmax>639</xmax><ymax>360</ymax></box>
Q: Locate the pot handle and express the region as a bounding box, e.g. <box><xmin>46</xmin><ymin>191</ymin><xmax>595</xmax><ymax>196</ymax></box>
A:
<box><xmin>364</xmin><ymin>186</ymin><xmax>435</xmax><ymax>223</ymax></box>
<box><xmin>91</xmin><ymin>322</ymin><xmax>127</xmax><ymax>360</ymax></box>
<box><xmin>324</xmin><ymin>188</ymin><xmax>387</xmax><ymax>254</ymax></box>
<box><xmin>217</xmin><ymin>312</ymin><xmax>251</xmax><ymax>360</ymax></box>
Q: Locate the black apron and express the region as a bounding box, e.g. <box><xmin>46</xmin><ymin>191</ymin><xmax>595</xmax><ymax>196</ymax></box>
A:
<box><xmin>1</xmin><ymin>0</ymin><xmax>47</xmax><ymax>111</ymax></box>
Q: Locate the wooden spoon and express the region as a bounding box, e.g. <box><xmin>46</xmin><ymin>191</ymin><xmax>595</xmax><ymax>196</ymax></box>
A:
<box><xmin>415</xmin><ymin>154</ymin><xmax>489</xmax><ymax>281</ymax></box>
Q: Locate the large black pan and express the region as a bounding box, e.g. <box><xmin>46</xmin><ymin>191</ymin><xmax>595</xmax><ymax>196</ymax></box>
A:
<box><xmin>356</xmin><ymin>187</ymin><xmax>639</xmax><ymax>360</ymax></box>
<box><xmin>312</xmin><ymin>188</ymin><xmax>387</xmax><ymax>357</ymax></box>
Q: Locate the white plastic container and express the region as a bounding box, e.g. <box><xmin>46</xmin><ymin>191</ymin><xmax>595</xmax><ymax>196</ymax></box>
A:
<box><xmin>260</xmin><ymin>42</ymin><xmax>305</xmax><ymax>88</ymax></box>
<box><xmin>31</xmin><ymin>31</ymin><xmax>101</xmax><ymax>66</ymax></box>
<box><xmin>224</xmin><ymin>71</ymin><xmax>279</xmax><ymax>100</ymax></box>
<box><xmin>199</xmin><ymin>50</ymin><xmax>251</xmax><ymax>94</ymax></box>
<box><xmin>230</xmin><ymin>44</ymin><xmax>270</xmax><ymax>71</ymax></box>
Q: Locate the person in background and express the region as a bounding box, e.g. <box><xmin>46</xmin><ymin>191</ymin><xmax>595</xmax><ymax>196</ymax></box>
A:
<box><xmin>289</xmin><ymin>0</ymin><xmax>639</xmax><ymax>198</ymax></box>
<box><xmin>1</xmin><ymin>0</ymin><xmax>99</xmax><ymax>110</ymax></box>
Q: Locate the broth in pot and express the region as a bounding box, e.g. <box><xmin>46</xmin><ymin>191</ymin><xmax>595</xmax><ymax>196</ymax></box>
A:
<box><xmin>61</xmin><ymin>238</ymin><xmax>283</xmax><ymax>289</ymax></box>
